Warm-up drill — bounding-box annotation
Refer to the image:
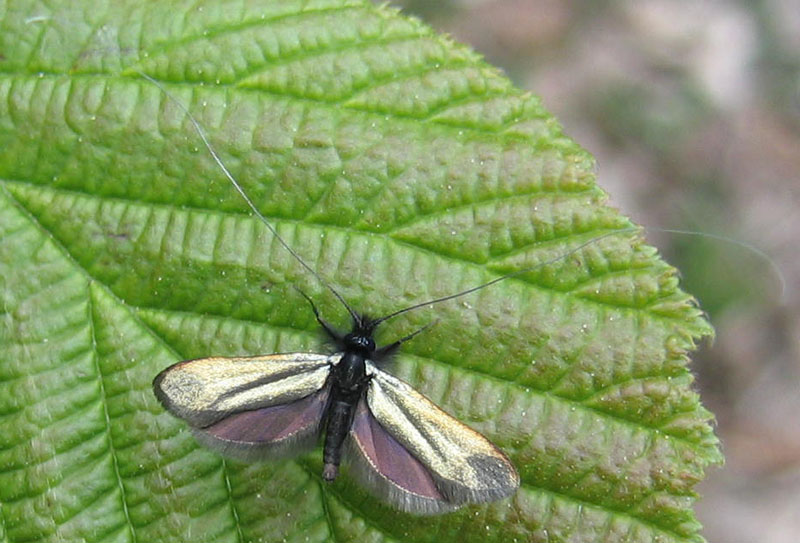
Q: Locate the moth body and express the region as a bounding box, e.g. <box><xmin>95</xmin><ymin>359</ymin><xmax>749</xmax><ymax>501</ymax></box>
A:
<box><xmin>321</xmin><ymin>326</ymin><xmax>375</xmax><ymax>481</ymax></box>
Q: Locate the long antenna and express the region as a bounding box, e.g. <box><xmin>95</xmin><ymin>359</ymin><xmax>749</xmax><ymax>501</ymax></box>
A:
<box><xmin>137</xmin><ymin>71</ymin><xmax>360</xmax><ymax>323</ymax></box>
<box><xmin>370</xmin><ymin>227</ymin><xmax>641</xmax><ymax>327</ymax></box>
<box><xmin>654</xmin><ymin>228</ymin><xmax>787</xmax><ymax>302</ymax></box>
<box><xmin>371</xmin><ymin>224</ymin><xmax>788</xmax><ymax>327</ymax></box>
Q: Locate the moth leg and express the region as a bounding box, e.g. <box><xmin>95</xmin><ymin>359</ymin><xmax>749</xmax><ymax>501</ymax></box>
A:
<box><xmin>375</xmin><ymin>320</ymin><xmax>439</xmax><ymax>359</ymax></box>
<box><xmin>293</xmin><ymin>286</ymin><xmax>342</xmax><ymax>341</ymax></box>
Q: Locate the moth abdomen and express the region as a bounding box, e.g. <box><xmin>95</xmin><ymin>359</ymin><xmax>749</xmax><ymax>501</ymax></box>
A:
<box><xmin>322</xmin><ymin>399</ymin><xmax>359</xmax><ymax>481</ymax></box>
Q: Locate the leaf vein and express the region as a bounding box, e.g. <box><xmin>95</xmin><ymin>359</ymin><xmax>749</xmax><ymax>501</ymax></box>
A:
<box><xmin>382</xmin><ymin>186</ymin><xmax>598</xmax><ymax>238</ymax></box>
<box><xmin>112</xmin><ymin>71</ymin><xmax>556</xmax><ymax>138</ymax></box>
<box><xmin>137</xmin><ymin>3</ymin><xmax>371</xmax><ymax>65</ymax></box>
<box><xmin>220</xmin><ymin>459</ymin><xmax>245</xmax><ymax>543</ymax></box>
<box><xmin>88</xmin><ymin>284</ymin><xmax>138</xmax><ymax>543</ymax></box>
<box><xmin>238</xmin><ymin>33</ymin><xmax>441</xmax><ymax>89</ymax></box>
<box><xmin>318</xmin><ymin>479</ymin><xmax>340</xmax><ymax>543</ymax></box>
<box><xmin>339</xmin><ymin>61</ymin><xmax>479</xmax><ymax>106</ymax></box>
<box><xmin>421</xmin><ymin>89</ymin><xmax>520</xmax><ymax>123</ymax></box>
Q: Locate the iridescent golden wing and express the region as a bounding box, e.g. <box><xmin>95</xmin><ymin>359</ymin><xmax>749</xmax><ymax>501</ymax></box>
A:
<box><xmin>345</xmin><ymin>362</ymin><xmax>519</xmax><ymax>514</ymax></box>
<box><xmin>154</xmin><ymin>353</ymin><xmax>339</xmax><ymax>459</ymax></box>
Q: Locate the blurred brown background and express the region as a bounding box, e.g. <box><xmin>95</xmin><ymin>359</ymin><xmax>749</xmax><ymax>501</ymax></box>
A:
<box><xmin>389</xmin><ymin>1</ymin><xmax>800</xmax><ymax>541</ymax></box>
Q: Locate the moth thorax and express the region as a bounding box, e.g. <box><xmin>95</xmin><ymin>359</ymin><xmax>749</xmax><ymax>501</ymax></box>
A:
<box><xmin>335</xmin><ymin>351</ymin><xmax>368</xmax><ymax>392</ymax></box>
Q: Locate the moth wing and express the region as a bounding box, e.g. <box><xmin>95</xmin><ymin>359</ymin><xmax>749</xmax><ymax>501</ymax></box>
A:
<box><xmin>153</xmin><ymin>353</ymin><xmax>339</xmax><ymax>459</ymax></box>
<box><xmin>194</xmin><ymin>385</ymin><xmax>330</xmax><ymax>460</ymax></box>
<box><xmin>154</xmin><ymin>353</ymin><xmax>337</xmax><ymax>426</ymax></box>
<box><xmin>350</xmin><ymin>363</ymin><xmax>519</xmax><ymax>511</ymax></box>
<box><xmin>346</xmin><ymin>399</ymin><xmax>458</xmax><ymax>514</ymax></box>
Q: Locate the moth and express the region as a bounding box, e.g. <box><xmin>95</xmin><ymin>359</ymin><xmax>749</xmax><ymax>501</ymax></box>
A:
<box><xmin>154</xmin><ymin>302</ymin><xmax>519</xmax><ymax>514</ymax></box>
<box><xmin>143</xmin><ymin>72</ymin><xmax>628</xmax><ymax>514</ymax></box>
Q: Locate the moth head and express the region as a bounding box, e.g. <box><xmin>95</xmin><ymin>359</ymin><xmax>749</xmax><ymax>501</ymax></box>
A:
<box><xmin>343</xmin><ymin>314</ymin><xmax>378</xmax><ymax>354</ymax></box>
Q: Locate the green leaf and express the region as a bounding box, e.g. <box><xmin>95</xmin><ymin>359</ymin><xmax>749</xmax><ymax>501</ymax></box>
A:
<box><xmin>0</xmin><ymin>1</ymin><xmax>720</xmax><ymax>542</ymax></box>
